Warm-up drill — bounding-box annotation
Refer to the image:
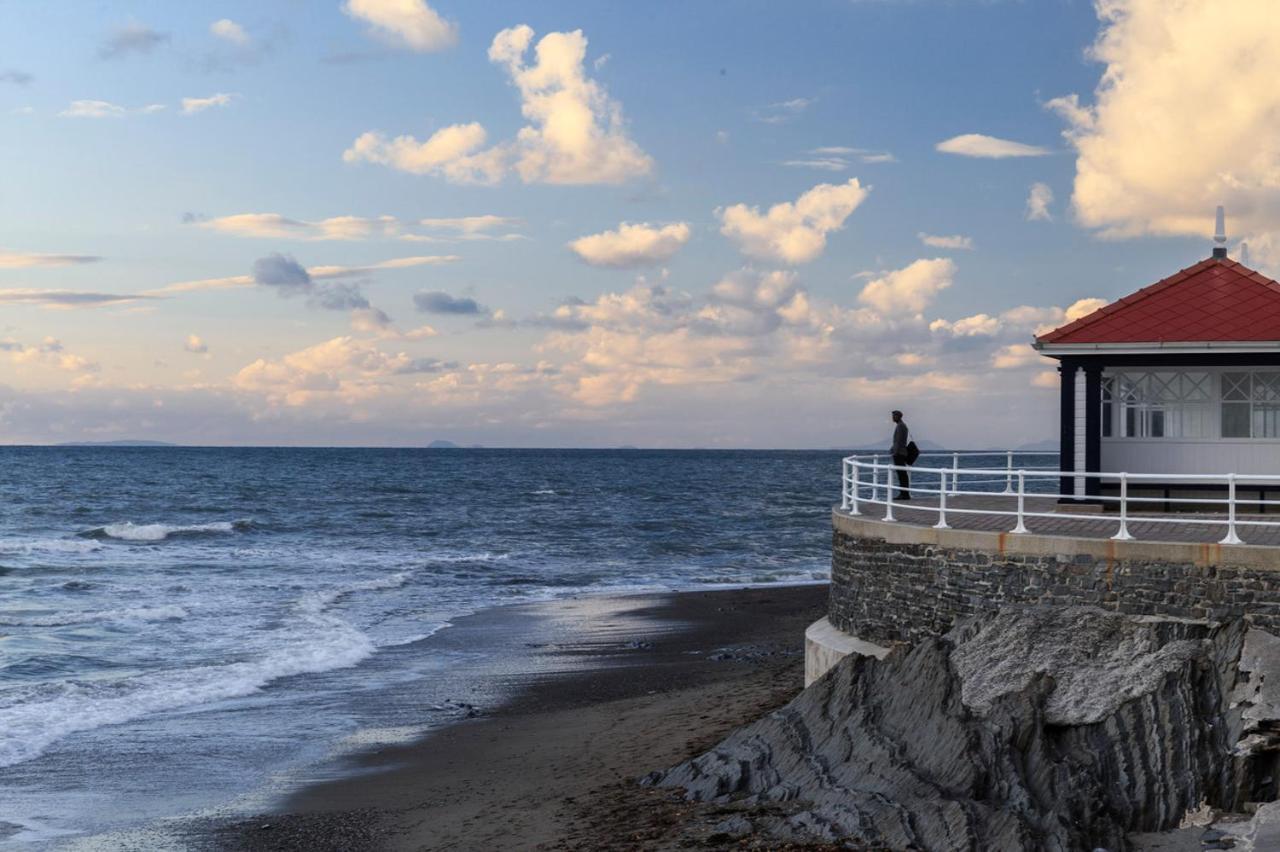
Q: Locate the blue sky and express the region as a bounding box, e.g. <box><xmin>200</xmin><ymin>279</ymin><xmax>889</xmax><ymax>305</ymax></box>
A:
<box><xmin>0</xmin><ymin>0</ymin><xmax>1265</xmax><ymax>447</ymax></box>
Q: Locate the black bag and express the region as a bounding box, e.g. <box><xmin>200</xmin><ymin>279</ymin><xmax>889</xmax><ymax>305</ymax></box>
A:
<box><xmin>905</xmin><ymin>441</ymin><xmax>920</xmax><ymax>465</ymax></box>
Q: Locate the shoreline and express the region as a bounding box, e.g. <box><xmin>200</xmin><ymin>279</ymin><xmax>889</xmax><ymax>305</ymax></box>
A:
<box><xmin>190</xmin><ymin>583</ymin><xmax>829</xmax><ymax>851</ymax></box>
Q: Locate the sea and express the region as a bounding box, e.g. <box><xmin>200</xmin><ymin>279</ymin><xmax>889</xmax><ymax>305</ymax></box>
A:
<box><xmin>0</xmin><ymin>446</ymin><xmax>1052</xmax><ymax>848</ymax></box>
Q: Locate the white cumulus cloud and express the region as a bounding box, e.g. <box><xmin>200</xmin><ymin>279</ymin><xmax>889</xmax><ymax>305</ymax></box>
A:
<box><xmin>1047</xmin><ymin>0</ymin><xmax>1280</xmax><ymax>265</ymax></box>
<box><xmin>1026</xmin><ymin>182</ymin><xmax>1054</xmax><ymax>221</ymax></box>
<box><xmin>342</xmin><ymin>0</ymin><xmax>457</xmax><ymax>52</ymax></box>
<box><xmin>718</xmin><ymin>179</ymin><xmax>868</xmax><ymax>265</ymax></box>
<box><xmin>344</xmin><ymin>25</ymin><xmax>652</xmax><ymax>186</ymax></box>
<box><xmin>569</xmin><ymin>222</ymin><xmax>691</xmax><ymax>268</ymax></box>
<box><xmin>858</xmin><ymin>258</ymin><xmax>955</xmax><ymax>316</ymax></box>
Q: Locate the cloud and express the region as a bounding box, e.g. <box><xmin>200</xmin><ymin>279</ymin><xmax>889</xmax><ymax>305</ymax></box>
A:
<box><xmin>0</xmin><ymin>289</ymin><xmax>153</xmax><ymax>309</ymax></box>
<box><xmin>0</xmin><ymin>251</ymin><xmax>101</xmax><ymax>269</ymax></box>
<box><xmin>935</xmin><ymin>133</ymin><xmax>1051</xmax><ymax>158</ymax></box>
<box><xmin>252</xmin><ymin>253</ymin><xmax>313</xmax><ymax>293</ymax></box>
<box><xmin>569</xmin><ymin>222</ymin><xmax>691</xmax><ymax>268</ymax></box>
<box><xmin>59</xmin><ymin>100</ymin><xmax>127</xmax><ymax>119</ymax></box>
<box><xmin>100</xmin><ymin>23</ymin><xmax>169</xmax><ymax>60</ymax></box>
<box><xmin>1065</xmin><ymin>297</ymin><xmax>1106</xmax><ymax>322</ymax></box>
<box><xmin>210</xmin><ymin>19</ymin><xmax>249</xmax><ymax>45</ymax></box>
<box><xmin>59</xmin><ymin>100</ymin><xmax>165</xmax><ymax>118</ymax></box>
<box><xmin>0</xmin><ymin>69</ymin><xmax>32</xmax><ymax>85</ymax></box>
<box><xmin>782</xmin><ymin>158</ymin><xmax>849</xmax><ymax>172</ymax></box>
<box><xmin>1046</xmin><ymin>0</ymin><xmax>1280</xmax><ymax>260</ymax></box>
<box><xmin>342</xmin><ymin>0</ymin><xmax>458</xmax><ymax>53</ymax></box>
<box><xmin>1</xmin><ymin>337</ymin><xmax>97</xmax><ymax>373</ymax></box>
<box><xmin>918</xmin><ymin>233</ymin><xmax>974</xmax><ymax>250</ymax></box>
<box><xmin>345</xmin><ymin>25</ymin><xmax>652</xmax><ymax>185</ymax></box>
<box><xmin>414</xmin><ymin>291</ymin><xmax>486</xmax><ymax>315</ymax></box>
<box><xmin>184</xmin><ymin>334</ymin><xmax>209</xmax><ymax>354</ymax></box>
<box><xmin>418</xmin><ymin>215</ymin><xmax>522</xmax><ymax>236</ymax></box>
<box><xmin>201</xmin><ymin>213</ymin><xmax>401</xmax><ymax>240</ymax></box>
<box><xmin>718</xmin><ymin>178</ymin><xmax>869</xmax><ymax>265</ymax></box>
<box><xmin>182</xmin><ymin>93</ymin><xmax>236</xmax><ymax>115</ymax></box>
<box><xmin>1026</xmin><ymin>182</ymin><xmax>1054</xmax><ymax>221</ymax></box>
<box><xmin>790</xmin><ymin>147</ymin><xmax>896</xmax><ymax>170</ymax></box>
<box><xmin>857</xmin><ymin>258</ymin><xmax>956</xmax><ymax>316</ymax></box>
<box><xmin>753</xmin><ymin>97</ymin><xmax>815</xmax><ymax>125</ymax></box>
<box><xmin>154</xmin><ymin>255</ymin><xmax>460</xmax><ymax>294</ymax></box>
<box><xmin>343</xmin><ymin>122</ymin><xmax>507</xmax><ymax>184</ymax></box>
<box><xmin>232</xmin><ymin>335</ymin><xmax>455</xmax><ymax>405</ymax></box>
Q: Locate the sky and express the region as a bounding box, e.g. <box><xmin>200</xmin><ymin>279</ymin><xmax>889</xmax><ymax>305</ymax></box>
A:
<box><xmin>0</xmin><ymin>0</ymin><xmax>1272</xmax><ymax>448</ymax></box>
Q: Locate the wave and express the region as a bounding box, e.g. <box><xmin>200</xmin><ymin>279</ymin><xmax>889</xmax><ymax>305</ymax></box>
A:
<box><xmin>427</xmin><ymin>552</ymin><xmax>511</xmax><ymax>564</ymax></box>
<box><xmin>79</xmin><ymin>520</ymin><xmax>253</xmax><ymax>542</ymax></box>
<box><xmin>530</xmin><ymin>489</ymin><xmax>558</xmax><ymax>495</ymax></box>
<box><xmin>0</xmin><ymin>604</ymin><xmax>189</xmax><ymax>628</ymax></box>
<box><xmin>0</xmin><ymin>602</ymin><xmax>374</xmax><ymax>769</ymax></box>
<box><xmin>0</xmin><ymin>538</ymin><xmax>103</xmax><ymax>556</ymax></box>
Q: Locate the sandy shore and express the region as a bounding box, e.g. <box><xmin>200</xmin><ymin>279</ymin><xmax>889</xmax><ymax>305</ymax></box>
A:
<box><xmin>192</xmin><ymin>583</ymin><xmax>830</xmax><ymax>851</ymax></box>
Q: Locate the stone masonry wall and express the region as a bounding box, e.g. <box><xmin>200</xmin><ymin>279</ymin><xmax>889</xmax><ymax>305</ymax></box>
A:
<box><xmin>830</xmin><ymin>528</ymin><xmax>1280</xmax><ymax>645</ymax></box>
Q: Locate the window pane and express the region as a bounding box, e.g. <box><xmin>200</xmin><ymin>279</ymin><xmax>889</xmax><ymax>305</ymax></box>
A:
<box><xmin>1223</xmin><ymin>372</ymin><xmax>1250</xmax><ymax>401</ymax></box>
<box><xmin>1182</xmin><ymin>372</ymin><xmax>1210</xmax><ymax>400</ymax></box>
<box><xmin>1256</xmin><ymin>403</ymin><xmax>1280</xmax><ymax>438</ymax></box>
<box><xmin>1125</xmin><ymin>406</ymin><xmax>1138</xmax><ymax>437</ymax></box>
<box><xmin>1149</xmin><ymin>408</ymin><xmax>1165</xmax><ymax>437</ymax></box>
<box><xmin>1102</xmin><ymin>402</ymin><xmax>1112</xmax><ymax>437</ymax></box>
<box><xmin>1256</xmin><ymin>373</ymin><xmax>1280</xmax><ymax>402</ymax></box>
<box><xmin>1223</xmin><ymin>402</ymin><xmax>1251</xmax><ymax>437</ymax></box>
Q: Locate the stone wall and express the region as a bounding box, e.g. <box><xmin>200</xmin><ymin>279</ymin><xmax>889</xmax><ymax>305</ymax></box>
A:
<box><xmin>830</xmin><ymin>527</ymin><xmax>1280</xmax><ymax>645</ymax></box>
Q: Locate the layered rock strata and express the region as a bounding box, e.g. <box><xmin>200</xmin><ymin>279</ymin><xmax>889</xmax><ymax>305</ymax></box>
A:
<box><xmin>649</xmin><ymin>608</ymin><xmax>1280</xmax><ymax>851</ymax></box>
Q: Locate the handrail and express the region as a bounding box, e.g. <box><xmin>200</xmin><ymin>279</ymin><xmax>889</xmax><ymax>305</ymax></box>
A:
<box><xmin>840</xmin><ymin>452</ymin><xmax>1280</xmax><ymax>546</ymax></box>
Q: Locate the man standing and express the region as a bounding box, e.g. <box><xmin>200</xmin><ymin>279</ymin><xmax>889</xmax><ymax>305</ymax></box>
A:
<box><xmin>890</xmin><ymin>410</ymin><xmax>910</xmax><ymax>500</ymax></box>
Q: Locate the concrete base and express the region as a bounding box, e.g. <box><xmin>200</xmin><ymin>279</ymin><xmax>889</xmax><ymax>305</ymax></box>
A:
<box><xmin>804</xmin><ymin>616</ymin><xmax>890</xmax><ymax>687</ymax></box>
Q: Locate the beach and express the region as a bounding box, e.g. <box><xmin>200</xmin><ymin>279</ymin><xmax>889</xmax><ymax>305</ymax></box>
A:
<box><xmin>193</xmin><ymin>583</ymin><xmax>829</xmax><ymax>851</ymax></box>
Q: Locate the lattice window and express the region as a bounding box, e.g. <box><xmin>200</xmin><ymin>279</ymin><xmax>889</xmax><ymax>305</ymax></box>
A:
<box><xmin>1113</xmin><ymin>371</ymin><xmax>1211</xmax><ymax>438</ymax></box>
<box><xmin>1222</xmin><ymin>371</ymin><xmax>1280</xmax><ymax>438</ymax></box>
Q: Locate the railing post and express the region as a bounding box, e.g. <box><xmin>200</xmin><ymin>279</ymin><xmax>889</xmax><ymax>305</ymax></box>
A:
<box><xmin>1221</xmin><ymin>473</ymin><xmax>1244</xmax><ymax>545</ymax></box>
<box><xmin>883</xmin><ymin>461</ymin><xmax>896</xmax><ymax>522</ymax></box>
<box><xmin>951</xmin><ymin>452</ymin><xmax>960</xmax><ymax>496</ymax></box>
<box><xmin>1111</xmin><ymin>472</ymin><xmax>1133</xmax><ymax>541</ymax></box>
<box><xmin>1004</xmin><ymin>450</ymin><xmax>1014</xmax><ymax>493</ymax></box>
<box><xmin>1010</xmin><ymin>469</ymin><xmax>1028</xmax><ymax>534</ymax></box>
<box><xmin>848</xmin><ymin>457</ymin><xmax>861</xmax><ymax>516</ymax></box>
<box><xmin>841</xmin><ymin>458</ymin><xmax>850</xmax><ymax>511</ymax></box>
<box><xmin>933</xmin><ymin>469</ymin><xmax>950</xmax><ymax>529</ymax></box>
<box><xmin>872</xmin><ymin>455</ymin><xmax>882</xmax><ymax>503</ymax></box>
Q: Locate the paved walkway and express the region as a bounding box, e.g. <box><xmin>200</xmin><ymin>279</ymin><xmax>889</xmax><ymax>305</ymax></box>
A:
<box><xmin>842</xmin><ymin>493</ymin><xmax>1280</xmax><ymax>547</ymax></box>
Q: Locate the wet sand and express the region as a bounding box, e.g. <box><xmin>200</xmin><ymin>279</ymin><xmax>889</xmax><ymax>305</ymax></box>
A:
<box><xmin>194</xmin><ymin>584</ymin><xmax>830</xmax><ymax>851</ymax></box>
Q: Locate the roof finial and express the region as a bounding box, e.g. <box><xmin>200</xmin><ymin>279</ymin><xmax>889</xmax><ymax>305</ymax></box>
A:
<box><xmin>1213</xmin><ymin>205</ymin><xmax>1228</xmax><ymax>258</ymax></box>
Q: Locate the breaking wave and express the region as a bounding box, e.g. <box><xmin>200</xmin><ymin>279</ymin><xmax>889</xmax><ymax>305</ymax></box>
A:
<box><xmin>0</xmin><ymin>605</ymin><xmax>189</xmax><ymax>628</ymax></box>
<box><xmin>79</xmin><ymin>520</ymin><xmax>253</xmax><ymax>542</ymax></box>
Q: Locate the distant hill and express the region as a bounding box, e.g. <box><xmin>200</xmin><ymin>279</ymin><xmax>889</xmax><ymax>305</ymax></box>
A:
<box><xmin>1015</xmin><ymin>439</ymin><xmax>1059</xmax><ymax>452</ymax></box>
<box><xmin>426</xmin><ymin>440</ymin><xmax>461</xmax><ymax>449</ymax></box>
<box><xmin>842</xmin><ymin>438</ymin><xmax>950</xmax><ymax>453</ymax></box>
<box><xmin>57</xmin><ymin>440</ymin><xmax>175</xmax><ymax>447</ymax></box>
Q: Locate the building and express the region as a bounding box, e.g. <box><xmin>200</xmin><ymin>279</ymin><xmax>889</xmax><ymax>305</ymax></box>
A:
<box><xmin>1034</xmin><ymin>219</ymin><xmax>1280</xmax><ymax>501</ymax></box>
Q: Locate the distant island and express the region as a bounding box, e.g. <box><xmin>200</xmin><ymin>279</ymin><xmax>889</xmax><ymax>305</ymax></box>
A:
<box><xmin>426</xmin><ymin>440</ymin><xmax>485</xmax><ymax>449</ymax></box>
<box><xmin>56</xmin><ymin>440</ymin><xmax>176</xmax><ymax>447</ymax></box>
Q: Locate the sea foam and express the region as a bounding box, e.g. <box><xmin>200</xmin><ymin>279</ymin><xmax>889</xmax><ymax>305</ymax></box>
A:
<box><xmin>0</xmin><ymin>571</ymin><xmax>410</xmax><ymax>768</ymax></box>
<box><xmin>82</xmin><ymin>520</ymin><xmax>250</xmax><ymax>542</ymax></box>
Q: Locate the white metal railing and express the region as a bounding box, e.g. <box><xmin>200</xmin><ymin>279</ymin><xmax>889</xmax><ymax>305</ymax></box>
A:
<box><xmin>839</xmin><ymin>451</ymin><xmax>1280</xmax><ymax>546</ymax></box>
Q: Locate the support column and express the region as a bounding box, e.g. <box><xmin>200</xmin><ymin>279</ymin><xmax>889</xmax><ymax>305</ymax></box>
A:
<box><xmin>1058</xmin><ymin>362</ymin><xmax>1076</xmax><ymax>501</ymax></box>
<box><xmin>1084</xmin><ymin>366</ymin><xmax>1103</xmax><ymax>499</ymax></box>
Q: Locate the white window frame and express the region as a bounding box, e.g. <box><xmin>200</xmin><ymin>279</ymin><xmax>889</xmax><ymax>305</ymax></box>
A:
<box><xmin>1101</xmin><ymin>368</ymin><xmax>1280</xmax><ymax>442</ymax></box>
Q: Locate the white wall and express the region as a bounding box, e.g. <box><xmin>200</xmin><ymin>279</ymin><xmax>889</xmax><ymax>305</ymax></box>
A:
<box><xmin>1101</xmin><ymin>438</ymin><xmax>1280</xmax><ymax>477</ymax></box>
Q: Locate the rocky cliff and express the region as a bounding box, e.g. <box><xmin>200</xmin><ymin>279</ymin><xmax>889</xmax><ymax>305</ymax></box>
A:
<box><xmin>648</xmin><ymin>607</ymin><xmax>1280</xmax><ymax>851</ymax></box>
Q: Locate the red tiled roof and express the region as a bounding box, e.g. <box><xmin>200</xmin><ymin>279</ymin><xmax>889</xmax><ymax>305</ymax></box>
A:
<box><xmin>1037</xmin><ymin>257</ymin><xmax>1280</xmax><ymax>345</ymax></box>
